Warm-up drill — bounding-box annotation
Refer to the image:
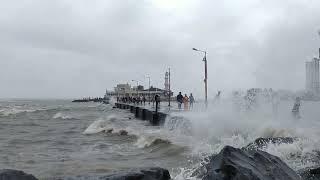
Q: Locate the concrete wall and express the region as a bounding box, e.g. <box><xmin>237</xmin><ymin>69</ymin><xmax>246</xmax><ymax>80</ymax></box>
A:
<box><xmin>114</xmin><ymin>103</ymin><xmax>167</xmax><ymax>126</ymax></box>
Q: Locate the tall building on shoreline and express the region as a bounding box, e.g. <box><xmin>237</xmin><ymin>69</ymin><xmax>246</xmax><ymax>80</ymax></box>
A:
<box><xmin>306</xmin><ymin>57</ymin><xmax>320</xmax><ymax>94</ymax></box>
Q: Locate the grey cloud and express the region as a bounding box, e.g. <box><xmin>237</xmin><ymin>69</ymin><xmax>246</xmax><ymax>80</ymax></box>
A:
<box><xmin>1</xmin><ymin>0</ymin><xmax>320</xmax><ymax>98</ymax></box>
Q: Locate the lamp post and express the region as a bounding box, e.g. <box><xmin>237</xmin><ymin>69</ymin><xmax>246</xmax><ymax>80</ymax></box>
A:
<box><xmin>146</xmin><ymin>76</ymin><xmax>151</xmax><ymax>104</ymax></box>
<box><xmin>192</xmin><ymin>48</ymin><xmax>208</xmax><ymax>108</ymax></box>
<box><xmin>168</xmin><ymin>68</ymin><xmax>171</xmax><ymax>107</ymax></box>
<box><xmin>132</xmin><ymin>80</ymin><xmax>139</xmax><ymax>96</ymax></box>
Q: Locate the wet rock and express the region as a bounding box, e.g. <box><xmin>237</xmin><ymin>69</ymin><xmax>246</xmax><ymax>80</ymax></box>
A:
<box><xmin>298</xmin><ymin>167</ymin><xmax>320</xmax><ymax>180</ymax></box>
<box><xmin>198</xmin><ymin>146</ymin><xmax>301</xmax><ymax>180</ymax></box>
<box><xmin>0</xmin><ymin>169</ymin><xmax>38</xmax><ymax>180</ymax></box>
<box><xmin>102</xmin><ymin>167</ymin><xmax>171</xmax><ymax>180</ymax></box>
<box><xmin>244</xmin><ymin>137</ymin><xmax>297</xmax><ymax>150</ymax></box>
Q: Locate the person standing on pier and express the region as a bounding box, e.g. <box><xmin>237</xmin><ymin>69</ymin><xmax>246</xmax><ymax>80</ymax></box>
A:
<box><xmin>183</xmin><ymin>94</ymin><xmax>189</xmax><ymax>111</ymax></box>
<box><xmin>177</xmin><ymin>92</ymin><xmax>183</xmax><ymax>110</ymax></box>
<box><xmin>137</xmin><ymin>96</ymin><xmax>141</xmax><ymax>105</ymax></box>
<box><xmin>292</xmin><ymin>97</ymin><xmax>301</xmax><ymax>119</ymax></box>
<box><xmin>189</xmin><ymin>93</ymin><xmax>195</xmax><ymax>109</ymax></box>
<box><xmin>143</xmin><ymin>96</ymin><xmax>146</xmax><ymax>106</ymax></box>
<box><xmin>155</xmin><ymin>94</ymin><xmax>160</xmax><ymax>113</ymax></box>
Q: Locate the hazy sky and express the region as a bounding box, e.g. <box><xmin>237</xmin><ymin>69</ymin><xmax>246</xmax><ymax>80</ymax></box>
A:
<box><xmin>1</xmin><ymin>0</ymin><xmax>320</xmax><ymax>99</ymax></box>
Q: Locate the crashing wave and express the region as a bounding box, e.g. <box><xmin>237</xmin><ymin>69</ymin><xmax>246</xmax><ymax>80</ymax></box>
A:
<box><xmin>135</xmin><ymin>136</ymin><xmax>171</xmax><ymax>148</ymax></box>
<box><xmin>83</xmin><ymin>115</ymin><xmax>129</xmax><ymax>135</ymax></box>
<box><xmin>83</xmin><ymin>118</ymin><xmax>112</xmax><ymax>135</ymax></box>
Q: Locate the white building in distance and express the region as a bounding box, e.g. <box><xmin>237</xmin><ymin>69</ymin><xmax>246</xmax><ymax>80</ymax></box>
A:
<box><xmin>106</xmin><ymin>83</ymin><xmax>173</xmax><ymax>101</ymax></box>
<box><xmin>306</xmin><ymin>57</ymin><xmax>320</xmax><ymax>94</ymax></box>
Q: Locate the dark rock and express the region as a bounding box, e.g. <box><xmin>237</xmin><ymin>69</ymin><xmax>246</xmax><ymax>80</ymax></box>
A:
<box><xmin>199</xmin><ymin>146</ymin><xmax>301</xmax><ymax>180</ymax></box>
<box><xmin>244</xmin><ymin>137</ymin><xmax>297</xmax><ymax>150</ymax></box>
<box><xmin>0</xmin><ymin>169</ymin><xmax>38</xmax><ymax>180</ymax></box>
<box><xmin>298</xmin><ymin>167</ymin><xmax>320</xmax><ymax>180</ymax></box>
<box><xmin>102</xmin><ymin>167</ymin><xmax>171</xmax><ymax>180</ymax></box>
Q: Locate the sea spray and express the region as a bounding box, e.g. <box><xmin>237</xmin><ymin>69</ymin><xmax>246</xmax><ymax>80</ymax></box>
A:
<box><xmin>164</xmin><ymin>98</ymin><xmax>320</xmax><ymax>179</ymax></box>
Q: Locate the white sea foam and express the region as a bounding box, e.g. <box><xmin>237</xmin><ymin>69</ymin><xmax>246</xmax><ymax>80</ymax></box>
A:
<box><xmin>83</xmin><ymin>99</ymin><xmax>320</xmax><ymax>178</ymax></box>
<box><xmin>83</xmin><ymin>115</ymin><xmax>132</xmax><ymax>135</ymax></box>
<box><xmin>134</xmin><ymin>135</ymin><xmax>171</xmax><ymax>148</ymax></box>
<box><xmin>134</xmin><ymin>136</ymin><xmax>152</xmax><ymax>148</ymax></box>
<box><xmin>83</xmin><ymin>118</ymin><xmax>112</xmax><ymax>134</ymax></box>
<box><xmin>0</xmin><ymin>107</ymin><xmax>40</xmax><ymax>116</ymax></box>
<box><xmin>52</xmin><ymin>112</ymin><xmax>72</xmax><ymax>119</ymax></box>
<box><xmin>163</xmin><ymin>99</ymin><xmax>320</xmax><ymax>179</ymax></box>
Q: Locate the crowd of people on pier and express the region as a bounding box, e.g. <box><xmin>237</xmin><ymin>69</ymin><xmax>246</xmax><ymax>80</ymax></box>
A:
<box><xmin>176</xmin><ymin>92</ymin><xmax>195</xmax><ymax>110</ymax></box>
<box><xmin>115</xmin><ymin>92</ymin><xmax>196</xmax><ymax>111</ymax></box>
<box><xmin>117</xmin><ymin>96</ymin><xmax>148</xmax><ymax>105</ymax></box>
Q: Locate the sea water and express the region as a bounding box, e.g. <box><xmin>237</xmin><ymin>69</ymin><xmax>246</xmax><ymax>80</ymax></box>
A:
<box><xmin>0</xmin><ymin>99</ymin><xmax>319</xmax><ymax>179</ymax></box>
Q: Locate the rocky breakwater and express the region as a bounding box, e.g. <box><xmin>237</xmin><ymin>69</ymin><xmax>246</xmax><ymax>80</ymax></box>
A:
<box><xmin>0</xmin><ymin>168</ymin><xmax>170</xmax><ymax>180</ymax></box>
<box><xmin>3</xmin><ymin>137</ymin><xmax>320</xmax><ymax>180</ymax></box>
<box><xmin>102</xmin><ymin>167</ymin><xmax>171</xmax><ymax>180</ymax></box>
<box><xmin>0</xmin><ymin>169</ymin><xmax>38</xmax><ymax>180</ymax></box>
<box><xmin>243</xmin><ymin>137</ymin><xmax>298</xmax><ymax>150</ymax></box>
<box><xmin>196</xmin><ymin>145</ymin><xmax>301</xmax><ymax>180</ymax></box>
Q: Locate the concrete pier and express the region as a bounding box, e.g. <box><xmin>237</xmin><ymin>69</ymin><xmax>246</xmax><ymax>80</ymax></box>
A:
<box><xmin>115</xmin><ymin>103</ymin><xmax>167</xmax><ymax>125</ymax></box>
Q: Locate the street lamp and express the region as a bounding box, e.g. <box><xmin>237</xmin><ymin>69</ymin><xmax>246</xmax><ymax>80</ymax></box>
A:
<box><xmin>132</xmin><ymin>80</ymin><xmax>139</xmax><ymax>96</ymax></box>
<box><xmin>193</xmin><ymin>48</ymin><xmax>208</xmax><ymax>108</ymax></box>
<box><xmin>146</xmin><ymin>76</ymin><xmax>151</xmax><ymax>104</ymax></box>
<box><xmin>168</xmin><ymin>68</ymin><xmax>171</xmax><ymax>107</ymax></box>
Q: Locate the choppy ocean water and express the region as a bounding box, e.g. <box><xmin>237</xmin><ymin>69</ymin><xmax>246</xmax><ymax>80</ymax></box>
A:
<box><xmin>1</xmin><ymin>99</ymin><xmax>320</xmax><ymax>179</ymax></box>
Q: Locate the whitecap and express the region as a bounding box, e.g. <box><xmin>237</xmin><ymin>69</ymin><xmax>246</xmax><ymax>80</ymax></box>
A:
<box><xmin>53</xmin><ymin>112</ymin><xmax>72</xmax><ymax>119</ymax></box>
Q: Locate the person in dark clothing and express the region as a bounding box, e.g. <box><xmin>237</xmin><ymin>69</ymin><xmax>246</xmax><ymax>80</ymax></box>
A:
<box><xmin>177</xmin><ymin>92</ymin><xmax>183</xmax><ymax>110</ymax></box>
<box><xmin>292</xmin><ymin>97</ymin><xmax>301</xmax><ymax>119</ymax></box>
<box><xmin>155</xmin><ymin>94</ymin><xmax>160</xmax><ymax>113</ymax></box>
<box><xmin>189</xmin><ymin>93</ymin><xmax>195</xmax><ymax>109</ymax></box>
<box><xmin>143</xmin><ymin>96</ymin><xmax>146</xmax><ymax>106</ymax></box>
<box><xmin>137</xmin><ymin>96</ymin><xmax>141</xmax><ymax>105</ymax></box>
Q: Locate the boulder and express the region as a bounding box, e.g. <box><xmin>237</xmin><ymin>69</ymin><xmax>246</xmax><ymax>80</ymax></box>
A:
<box><xmin>244</xmin><ymin>137</ymin><xmax>297</xmax><ymax>150</ymax></box>
<box><xmin>0</xmin><ymin>169</ymin><xmax>38</xmax><ymax>180</ymax></box>
<box><xmin>199</xmin><ymin>146</ymin><xmax>301</xmax><ymax>180</ymax></box>
<box><xmin>101</xmin><ymin>167</ymin><xmax>171</xmax><ymax>180</ymax></box>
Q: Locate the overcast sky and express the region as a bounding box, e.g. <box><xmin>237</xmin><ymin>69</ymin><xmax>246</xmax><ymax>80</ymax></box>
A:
<box><xmin>1</xmin><ymin>0</ymin><xmax>320</xmax><ymax>99</ymax></box>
